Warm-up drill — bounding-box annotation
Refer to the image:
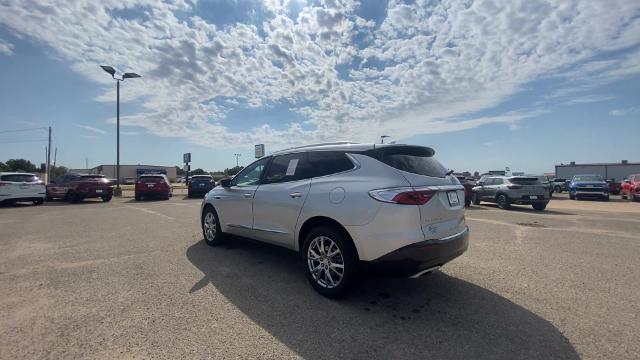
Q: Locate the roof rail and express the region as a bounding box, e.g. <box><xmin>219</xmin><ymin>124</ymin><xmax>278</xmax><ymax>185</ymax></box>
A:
<box><xmin>276</xmin><ymin>141</ymin><xmax>360</xmax><ymax>153</ymax></box>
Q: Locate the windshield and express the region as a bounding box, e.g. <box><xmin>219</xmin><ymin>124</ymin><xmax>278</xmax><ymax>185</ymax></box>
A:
<box><xmin>573</xmin><ymin>175</ymin><xmax>604</xmax><ymax>182</ymax></box>
<box><xmin>0</xmin><ymin>174</ymin><xmax>39</xmax><ymax>182</ymax></box>
<box><xmin>509</xmin><ymin>177</ymin><xmax>540</xmax><ymax>185</ymax></box>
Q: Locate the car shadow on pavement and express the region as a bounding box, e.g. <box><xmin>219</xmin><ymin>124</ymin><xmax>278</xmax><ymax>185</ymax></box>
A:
<box><xmin>186</xmin><ymin>238</ymin><xmax>579</xmax><ymax>360</ymax></box>
<box><xmin>479</xmin><ymin>204</ymin><xmax>574</xmax><ymax>216</ymax></box>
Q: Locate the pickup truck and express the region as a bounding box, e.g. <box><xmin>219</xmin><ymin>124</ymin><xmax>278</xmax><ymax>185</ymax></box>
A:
<box><xmin>46</xmin><ymin>174</ymin><xmax>113</xmax><ymax>203</ymax></box>
<box><xmin>569</xmin><ymin>174</ymin><xmax>609</xmax><ymax>201</ymax></box>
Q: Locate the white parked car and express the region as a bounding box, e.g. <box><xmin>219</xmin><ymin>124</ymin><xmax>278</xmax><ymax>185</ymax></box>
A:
<box><xmin>200</xmin><ymin>142</ymin><xmax>469</xmax><ymax>297</ymax></box>
<box><xmin>0</xmin><ymin>172</ymin><xmax>46</xmax><ymax>205</ymax></box>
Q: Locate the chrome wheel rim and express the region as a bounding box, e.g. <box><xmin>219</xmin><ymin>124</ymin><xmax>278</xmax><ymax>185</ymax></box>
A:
<box><xmin>307</xmin><ymin>236</ymin><xmax>345</xmax><ymax>289</ymax></box>
<box><xmin>204</xmin><ymin>212</ymin><xmax>217</xmax><ymax>241</ymax></box>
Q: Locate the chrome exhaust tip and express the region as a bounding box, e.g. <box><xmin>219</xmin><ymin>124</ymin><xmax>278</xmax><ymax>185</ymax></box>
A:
<box><xmin>409</xmin><ymin>266</ymin><xmax>441</xmax><ymax>279</ymax></box>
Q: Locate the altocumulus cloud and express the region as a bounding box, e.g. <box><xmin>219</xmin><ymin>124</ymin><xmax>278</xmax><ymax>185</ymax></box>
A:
<box><xmin>1</xmin><ymin>0</ymin><xmax>639</xmax><ymax>149</ymax></box>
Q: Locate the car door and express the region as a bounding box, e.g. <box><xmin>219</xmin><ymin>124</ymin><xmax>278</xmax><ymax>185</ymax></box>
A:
<box><xmin>478</xmin><ymin>177</ymin><xmax>493</xmax><ymax>201</ymax></box>
<box><xmin>216</xmin><ymin>157</ymin><xmax>269</xmax><ymax>237</ymax></box>
<box><xmin>49</xmin><ymin>175</ymin><xmax>71</xmax><ymax>197</ymax></box>
<box><xmin>483</xmin><ymin>178</ymin><xmax>499</xmax><ymax>201</ymax></box>
<box><xmin>251</xmin><ymin>152</ymin><xmax>312</xmax><ymax>248</ymax></box>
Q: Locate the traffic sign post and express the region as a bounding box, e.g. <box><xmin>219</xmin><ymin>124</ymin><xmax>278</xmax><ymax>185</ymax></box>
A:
<box><xmin>183</xmin><ymin>153</ymin><xmax>191</xmax><ymax>184</ymax></box>
<box><xmin>255</xmin><ymin>144</ymin><xmax>265</xmax><ymax>158</ymax></box>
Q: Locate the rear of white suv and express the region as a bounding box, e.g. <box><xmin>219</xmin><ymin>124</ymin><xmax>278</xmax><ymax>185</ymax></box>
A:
<box><xmin>201</xmin><ymin>143</ymin><xmax>468</xmax><ymax>297</ymax></box>
<box><xmin>0</xmin><ymin>173</ymin><xmax>46</xmax><ymax>205</ymax></box>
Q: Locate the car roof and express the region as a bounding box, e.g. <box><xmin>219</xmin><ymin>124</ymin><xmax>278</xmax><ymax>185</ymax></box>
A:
<box><xmin>0</xmin><ymin>172</ymin><xmax>36</xmax><ymax>176</ymax></box>
<box><xmin>140</xmin><ymin>174</ymin><xmax>166</xmax><ymax>177</ymax></box>
<box><xmin>270</xmin><ymin>142</ymin><xmax>435</xmax><ymax>156</ymax></box>
<box><xmin>192</xmin><ymin>174</ymin><xmax>212</xmax><ymax>177</ymax></box>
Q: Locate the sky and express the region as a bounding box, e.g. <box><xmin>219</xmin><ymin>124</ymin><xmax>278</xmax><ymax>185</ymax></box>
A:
<box><xmin>0</xmin><ymin>0</ymin><xmax>639</xmax><ymax>174</ymax></box>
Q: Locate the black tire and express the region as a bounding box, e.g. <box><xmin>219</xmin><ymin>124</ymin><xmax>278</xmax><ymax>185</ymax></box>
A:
<box><xmin>202</xmin><ymin>206</ymin><xmax>225</xmax><ymax>246</ymax></box>
<box><xmin>464</xmin><ymin>197</ymin><xmax>471</xmax><ymax>207</ymax></box>
<box><xmin>164</xmin><ymin>193</ymin><xmax>170</xmax><ymax>200</ymax></box>
<box><xmin>532</xmin><ymin>203</ymin><xmax>547</xmax><ymax>211</ymax></box>
<box><xmin>302</xmin><ymin>226</ymin><xmax>358</xmax><ymax>298</ymax></box>
<box><xmin>135</xmin><ymin>194</ymin><xmax>141</xmax><ymax>201</ymax></box>
<box><xmin>554</xmin><ymin>186</ymin><xmax>561</xmax><ymax>193</ymax></box>
<box><xmin>33</xmin><ymin>199</ymin><xmax>44</xmax><ymax>205</ymax></box>
<box><xmin>187</xmin><ymin>192</ymin><xmax>192</xmax><ymax>198</ymax></box>
<box><xmin>45</xmin><ymin>194</ymin><xmax>53</xmax><ymax>201</ymax></box>
<box><xmin>496</xmin><ymin>194</ymin><xmax>510</xmax><ymax>209</ymax></box>
<box><xmin>68</xmin><ymin>191</ymin><xmax>82</xmax><ymax>203</ymax></box>
<box><xmin>472</xmin><ymin>193</ymin><xmax>481</xmax><ymax>205</ymax></box>
<box><xmin>621</xmin><ymin>192</ymin><xmax>627</xmax><ymax>200</ymax></box>
<box><xmin>603</xmin><ymin>196</ymin><xmax>610</xmax><ymax>202</ymax></box>
<box><xmin>102</xmin><ymin>196</ymin><xmax>112</xmax><ymax>202</ymax></box>
<box><xmin>570</xmin><ymin>193</ymin><xmax>576</xmax><ymax>200</ymax></box>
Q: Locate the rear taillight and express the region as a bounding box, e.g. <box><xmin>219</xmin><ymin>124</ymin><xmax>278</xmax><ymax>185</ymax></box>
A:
<box><xmin>369</xmin><ymin>188</ymin><xmax>436</xmax><ymax>205</ymax></box>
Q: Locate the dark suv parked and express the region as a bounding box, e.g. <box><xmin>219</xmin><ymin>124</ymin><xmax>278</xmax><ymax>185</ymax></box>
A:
<box><xmin>188</xmin><ymin>175</ymin><xmax>215</xmax><ymax>197</ymax></box>
<box><xmin>472</xmin><ymin>176</ymin><xmax>549</xmax><ymax>211</ymax></box>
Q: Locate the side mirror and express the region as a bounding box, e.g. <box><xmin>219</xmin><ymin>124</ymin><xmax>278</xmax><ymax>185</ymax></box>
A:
<box><xmin>220</xmin><ymin>178</ymin><xmax>232</xmax><ymax>187</ymax></box>
<box><xmin>624</xmin><ymin>180</ymin><xmax>631</xmax><ymax>183</ymax></box>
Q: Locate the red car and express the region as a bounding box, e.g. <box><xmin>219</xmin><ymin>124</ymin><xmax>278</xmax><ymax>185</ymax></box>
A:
<box><xmin>135</xmin><ymin>174</ymin><xmax>172</xmax><ymax>200</ymax></box>
<box><xmin>46</xmin><ymin>174</ymin><xmax>113</xmax><ymax>203</ymax></box>
<box><xmin>456</xmin><ymin>176</ymin><xmax>475</xmax><ymax>207</ymax></box>
<box><xmin>621</xmin><ymin>174</ymin><xmax>640</xmax><ymax>201</ymax></box>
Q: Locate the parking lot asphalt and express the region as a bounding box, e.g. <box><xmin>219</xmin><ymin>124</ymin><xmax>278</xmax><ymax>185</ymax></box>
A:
<box><xmin>1</xmin><ymin>195</ymin><xmax>638</xmax><ymax>359</ymax></box>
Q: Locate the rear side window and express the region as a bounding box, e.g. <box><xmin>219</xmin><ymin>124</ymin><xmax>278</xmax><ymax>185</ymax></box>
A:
<box><xmin>1</xmin><ymin>174</ymin><xmax>39</xmax><ymax>182</ymax></box>
<box><xmin>494</xmin><ymin>178</ymin><xmax>504</xmax><ymax>185</ymax></box>
<box><xmin>366</xmin><ymin>146</ymin><xmax>447</xmax><ymax>178</ymax></box>
<box><xmin>264</xmin><ymin>153</ymin><xmax>308</xmax><ymax>183</ymax></box>
<box><xmin>308</xmin><ymin>151</ymin><xmax>354</xmax><ymax>178</ymax></box>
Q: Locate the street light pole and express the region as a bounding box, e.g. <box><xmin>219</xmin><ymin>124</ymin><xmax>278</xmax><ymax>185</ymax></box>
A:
<box><xmin>234</xmin><ymin>153</ymin><xmax>241</xmax><ymax>167</ymax></box>
<box><xmin>100</xmin><ymin>65</ymin><xmax>141</xmax><ymax>196</ymax></box>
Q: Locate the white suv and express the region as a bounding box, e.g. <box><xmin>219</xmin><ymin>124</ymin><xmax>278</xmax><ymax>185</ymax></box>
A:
<box><xmin>200</xmin><ymin>143</ymin><xmax>469</xmax><ymax>297</ymax></box>
<box><xmin>0</xmin><ymin>172</ymin><xmax>46</xmax><ymax>205</ymax></box>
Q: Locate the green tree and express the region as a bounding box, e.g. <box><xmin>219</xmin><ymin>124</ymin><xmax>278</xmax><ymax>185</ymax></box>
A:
<box><xmin>176</xmin><ymin>166</ymin><xmax>185</xmax><ymax>176</ymax></box>
<box><xmin>5</xmin><ymin>159</ymin><xmax>38</xmax><ymax>172</ymax></box>
<box><xmin>0</xmin><ymin>162</ymin><xmax>8</xmax><ymax>171</ymax></box>
<box><xmin>51</xmin><ymin>166</ymin><xmax>69</xmax><ymax>178</ymax></box>
<box><xmin>190</xmin><ymin>168</ymin><xmax>207</xmax><ymax>175</ymax></box>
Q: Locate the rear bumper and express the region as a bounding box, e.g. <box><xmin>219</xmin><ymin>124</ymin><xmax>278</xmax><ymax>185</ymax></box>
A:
<box><xmin>77</xmin><ymin>189</ymin><xmax>112</xmax><ymax>198</ymax></box>
<box><xmin>574</xmin><ymin>191</ymin><xmax>608</xmax><ymax>198</ymax></box>
<box><xmin>136</xmin><ymin>190</ymin><xmax>170</xmax><ymax>197</ymax></box>
<box><xmin>0</xmin><ymin>195</ymin><xmax>45</xmax><ymax>202</ymax></box>
<box><xmin>365</xmin><ymin>227</ymin><xmax>469</xmax><ymax>277</ymax></box>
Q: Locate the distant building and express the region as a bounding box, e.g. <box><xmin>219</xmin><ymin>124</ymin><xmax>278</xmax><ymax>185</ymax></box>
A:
<box><xmin>555</xmin><ymin>161</ymin><xmax>640</xmax><ymax>181</ymax></box>
<box><xmin>90</xmin><ymin>165</ymin><xmax>178</xmax><ymax>182</ymax></box>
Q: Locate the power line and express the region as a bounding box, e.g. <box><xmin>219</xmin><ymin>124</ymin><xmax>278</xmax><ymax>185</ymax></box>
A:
<box><xmin>0</xmin><ymin>127</ymin><xmax>48</xmax><ymax>134</ymax></box>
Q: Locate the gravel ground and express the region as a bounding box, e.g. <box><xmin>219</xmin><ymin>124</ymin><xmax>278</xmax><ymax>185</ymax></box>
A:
<box><xmin>0</xmin><ymin>194</ymin><xmax>638</xmax><ymax>359</ymax></box>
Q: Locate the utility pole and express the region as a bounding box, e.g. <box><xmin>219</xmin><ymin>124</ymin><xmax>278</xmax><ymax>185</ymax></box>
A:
<box><xmin>53</xmin><ymin>148</ymin><xmax>57</xmax><ymax>169</ymax></box>
<box><xmin>380</xmin><ymin>135</ymin><xmax>389</xmax><ymax>144</ymax></box>
<box><xmin>46</xmin><ymin>126</ymin><xmax>51</xmax><ymax>184</ymax></box>
<box><xmin>85</xmin><ymin>157</ymin><xmax>88</xmax><ymax>170</ymax></box>
<box><xmin>234</xmin><ymin>153</ymin><xmax>241</xmax><ymax>167</ymax></box>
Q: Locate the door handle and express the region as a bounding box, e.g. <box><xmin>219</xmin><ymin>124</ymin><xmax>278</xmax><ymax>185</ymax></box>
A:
<box><xmin>243</xmin><ymin>193</ymin><xmax>253</xmax><ymax>198</ymax></box>
<box><xmin>289</xmin><ymin>192</ymin><xmax>302</xmax><ymax>198</ymax></box>
<box><xmin>214</xmin><ymin>196</ymin><xmax>222</xmax><ymax>199</ymax></box>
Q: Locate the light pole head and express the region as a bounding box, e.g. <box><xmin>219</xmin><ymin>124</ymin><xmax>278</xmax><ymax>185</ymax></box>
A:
<box><xmin>380</xmin><ymin>135</ymin><xmax>390</xmax><ymax>144</ymax></box>
<box><xmin>123</xmin><ymin>72</ymin><xmax>141</xmax><ymax>79</ymax></box>
<box><xmin>100</xmin><ymin>65</ymin><xmax>116</xmax><ymax>78</ymax></box>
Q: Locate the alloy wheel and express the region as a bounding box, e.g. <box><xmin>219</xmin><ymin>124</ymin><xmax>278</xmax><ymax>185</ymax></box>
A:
<box><xmin>203</xmin><ymin>212</ymin><xmax>217</xmax><ymax>241</ymax></box>
<box><xmin>307</xmin><ymin>236</ymin><xmax>345</xmax><ymax>289</ymax></box>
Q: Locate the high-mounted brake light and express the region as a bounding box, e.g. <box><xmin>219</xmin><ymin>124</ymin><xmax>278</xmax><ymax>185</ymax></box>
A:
<box><xmin>369</xmin><ymin>188</ymin><xmax>436</xmax><ymax>205</ymax></box>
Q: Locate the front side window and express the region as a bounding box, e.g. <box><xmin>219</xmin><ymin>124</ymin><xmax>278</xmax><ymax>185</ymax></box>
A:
<box><xmin>494</xmin><ymin>178</ymin><xmax>504</xmax><ymax>185</ymax></box>
<box><xmin>264</xmin><ymin>153</ymin><xmax>308</xmax><ymax>184</ymax></box>
<box><xmin>233</xmin><ymin>157</ymin><xmax>269</xmax><ymax>187</ymax></box>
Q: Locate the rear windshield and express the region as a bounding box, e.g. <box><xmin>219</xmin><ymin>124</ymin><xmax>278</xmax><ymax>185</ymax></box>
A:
<box><xmin>366</xmin><ymin>146</ymin><xmax>447</xmax><ymax>178</ymax></box>
<box><xmin>191</xmin><ymin>176</ymin><xmax>212</xmax><ymax>181</ymax></box>
<box><xmin>573</xmin><ymin>175</ymin><xmax>603</xmax><ymax>182</ymax></box>
<box><xmin>1</xmin><ymin>174</ymin><xmax>39</xmax><ymax>182</ymax></box>
<box><xmin>139</xmin><ymin>176</ymin><xmax>164</xmax><ymax>182</ymax></box>
<box><xmin>509</xmin><ymin>177</ymin><xmax>540</xmax><ymax>185</ymax></box>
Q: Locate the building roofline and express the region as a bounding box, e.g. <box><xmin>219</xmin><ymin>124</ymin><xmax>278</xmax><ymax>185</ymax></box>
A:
<box><xmin>556</xmin><ymin>162</ymin><xmax>640</xmax><ymax>167</ymax></box>
<box><xmin>91</xmin><ymin>164</ymin><xmax>176</xmax><ymax>169</ymax></box>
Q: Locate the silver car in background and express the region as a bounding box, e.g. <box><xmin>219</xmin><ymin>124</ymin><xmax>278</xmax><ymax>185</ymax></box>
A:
<box><xmin>472</xmin><ymin>175</ymin><xmax>549</xmax><ymax>211</ymax></box>
<box><xmin>200</xmin><ymin>142</ymin><xmax>469</xmax><ymax>297</ymax></box>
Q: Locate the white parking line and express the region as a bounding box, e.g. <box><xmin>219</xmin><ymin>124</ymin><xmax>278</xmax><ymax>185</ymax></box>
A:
<box><xmin>124</xmin><ymin>205</ymin><xmax>176</xmax><ymax>220</ymax></box>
